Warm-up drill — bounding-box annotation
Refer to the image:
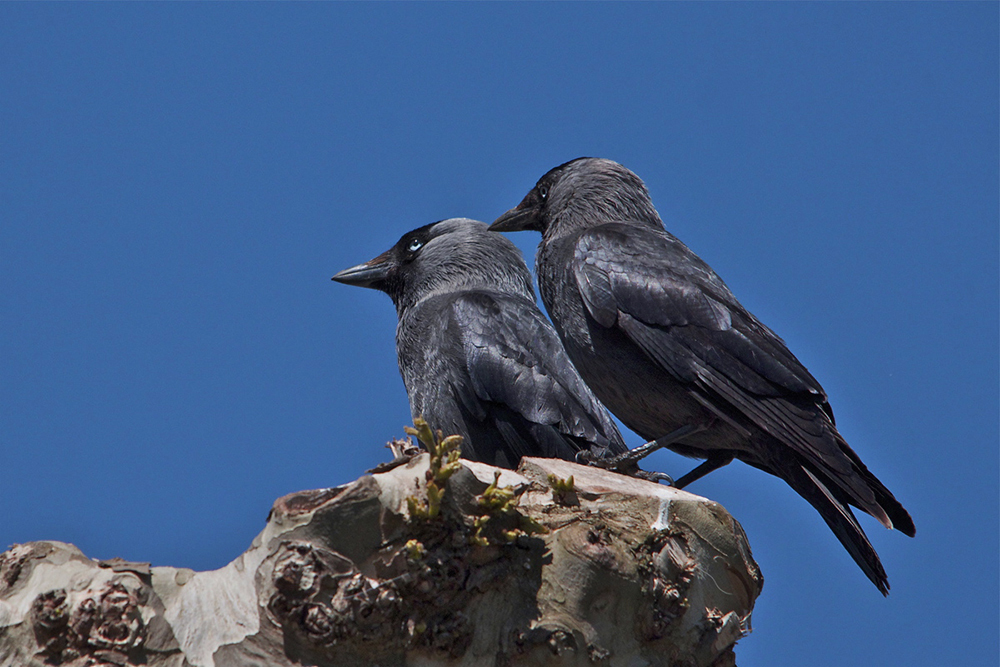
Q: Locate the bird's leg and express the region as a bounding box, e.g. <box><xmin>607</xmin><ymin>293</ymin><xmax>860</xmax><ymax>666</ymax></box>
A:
<box><xmin>672</xmin><ymin>452</ymin><xmax>736</xmax><ymax>489</ymax></box>
<box><xmin>582</xmin><ymin>422</ymin><xmax>710</xmax><ymax>482</ymax></box>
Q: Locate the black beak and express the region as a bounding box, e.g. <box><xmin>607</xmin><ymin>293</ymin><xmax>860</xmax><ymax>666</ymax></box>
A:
<box><xmin>332</xmin><ymin>251</ymin><xmax>393</xmax><ymax>289</ymax></box>
<box><xmin>489</xmin><ymin>191</ymin><xmax>543</xmax><ymax>232</ymax></box>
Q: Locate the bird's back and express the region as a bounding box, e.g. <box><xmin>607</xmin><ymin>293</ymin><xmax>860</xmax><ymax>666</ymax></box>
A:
<box><xmin>397</xmin><ymin>287</ymin><xmax>626</xmax><ymax>469</ymax></box>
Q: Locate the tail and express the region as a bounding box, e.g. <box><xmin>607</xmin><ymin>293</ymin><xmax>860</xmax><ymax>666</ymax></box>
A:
<box><xmin>780</xmin><ymin>462</ymin><xmax>893</xmax><ymax>595</ymax></box>
<box><xmin>837</xmin><ymin>438</ymin><xmax>916</xmax><ymax>538</ymax></box>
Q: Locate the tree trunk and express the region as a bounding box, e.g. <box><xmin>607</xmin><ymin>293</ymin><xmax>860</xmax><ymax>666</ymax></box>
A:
<box><xmin>0</xmin><ymin>455</ymin><xmax>762</xmax><ymax>667</ymax></box>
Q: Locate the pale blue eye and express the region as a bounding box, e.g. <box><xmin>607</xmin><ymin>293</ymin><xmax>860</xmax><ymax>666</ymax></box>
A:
<box><xmin>408</xmin><ymin>239</ymin><xmax>423</xmax><ymax>252</ymax></box>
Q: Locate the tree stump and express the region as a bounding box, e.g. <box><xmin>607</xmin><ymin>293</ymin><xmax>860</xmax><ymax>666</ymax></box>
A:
<box><xmin>0</xmin><ymin>455</ymin><xmax>762</xmax><ymax>667</ymax></box>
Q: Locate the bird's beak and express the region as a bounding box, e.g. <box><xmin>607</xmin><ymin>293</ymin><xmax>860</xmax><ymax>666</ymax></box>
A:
<box><xmin>489</xmin><ymin>192</ymin><xmax>543</xmax><ymax>232</ymax></box>
<box><xmin>332</xmin><ymin>251</ymin><xmax>393</xmax><ymax>289</ymax></box>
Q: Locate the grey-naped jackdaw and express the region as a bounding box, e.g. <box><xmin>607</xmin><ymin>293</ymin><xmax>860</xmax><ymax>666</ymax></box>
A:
<box><xmin>333</xmin><ymin>217</ymin><xmax>629</xmax><ymax>470</ymax></box>
<box><xmin>489</xmin><ymin>158</ymin><xmax>914</xmax><ymax>594</ymax></box>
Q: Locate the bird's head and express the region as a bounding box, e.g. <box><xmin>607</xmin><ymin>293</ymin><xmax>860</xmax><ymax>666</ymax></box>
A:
<box><xmin>333</xmin><ymin>218</ymin><xmax>535</xmax><ymax>315</ymax></box>
<box><xmin>489</xmin><ymin>157</ymin><xmax>661</xmax><ymax>239</ymax></box>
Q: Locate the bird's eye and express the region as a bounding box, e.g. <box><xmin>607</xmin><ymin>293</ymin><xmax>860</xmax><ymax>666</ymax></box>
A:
<box><xmin>407</xmin><ymin>238</ymin><xmax>423</xmax><ymax>252</ymax></box>
<box><xmin>537</xmin><ymin>184</ymin><xmax>549</xmax><ymax>201</ymax></box>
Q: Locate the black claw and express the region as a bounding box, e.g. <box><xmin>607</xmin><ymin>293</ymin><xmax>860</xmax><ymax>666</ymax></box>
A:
<box><xmin>631</xmin><ymin>470</ymin><xmax>675</xmax><ymax>485</ymax></box>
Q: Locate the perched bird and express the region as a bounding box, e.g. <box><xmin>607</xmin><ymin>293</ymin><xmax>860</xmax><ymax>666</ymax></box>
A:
<box><xmin>332</xmin><ymin>217</ymin><xmax>628</xmax><ymax>470</ymax></box>
<box><xmin>490</xmin><ymin>158</ymin><xmax>914</xmax><ymax>594</ymax></box>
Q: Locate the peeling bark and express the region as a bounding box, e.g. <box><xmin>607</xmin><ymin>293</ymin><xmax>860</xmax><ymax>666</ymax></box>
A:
<box><xmin>0</xmin><ymin>456</ymin><xmax>762</xmax><ymax>667</ymax></box>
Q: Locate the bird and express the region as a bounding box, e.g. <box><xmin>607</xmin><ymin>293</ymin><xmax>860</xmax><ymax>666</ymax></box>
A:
<box><xmin>332</xmin><ymin>217</ymin><xmax>630</xmax><ymax>470</ymax></box>
<box><xmin>489</xmin><ymin>157</ymin><xmax>914</xmax><ymax>594</ymax></box>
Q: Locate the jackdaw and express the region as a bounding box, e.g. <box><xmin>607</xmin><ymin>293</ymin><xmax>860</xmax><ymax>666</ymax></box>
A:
<box><xmin>490</xmin><ymin>158</ymin><xmax>914</xmax><ymax>594</ymax></box>
<box><xmin>332</xmin><ymin>217</ymin><xmax>629</xmax><ymax>470</ymax></box>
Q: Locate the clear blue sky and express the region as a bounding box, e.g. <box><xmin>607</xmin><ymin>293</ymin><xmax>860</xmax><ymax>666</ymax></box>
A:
<box><xmin>2</xmin><ymin>4</ymin><xmax>996</xmax><ymax>666</ymax></box>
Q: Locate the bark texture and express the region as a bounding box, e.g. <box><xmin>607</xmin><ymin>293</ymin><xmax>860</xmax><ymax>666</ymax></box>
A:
<box><xmin>0</xmin><ymin>456</ymin><xmax>762</xmax><ymax>667</ymax></box>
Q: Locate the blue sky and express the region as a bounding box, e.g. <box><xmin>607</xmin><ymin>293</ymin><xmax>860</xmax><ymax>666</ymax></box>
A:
<box><xmin>2</xmin><ymin>4</ymin><xmax>996</xmax><ymax>666</ymax></box>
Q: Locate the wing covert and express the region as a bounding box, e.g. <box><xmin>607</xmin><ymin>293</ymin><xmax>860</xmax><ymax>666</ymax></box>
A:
<box><xmin>570</xmin><ymin>224</ymin><xmax>868</xmax><ymax>491</ymax></box>
<box><xmin>572</xmin><ymin>224</ymin><xmax>823</xmax><ymax>399</ymax></box>
<box><xmin>449</xmin><ymin>292</ymin><xmax>626</xmax><ymax>458</ymax></box>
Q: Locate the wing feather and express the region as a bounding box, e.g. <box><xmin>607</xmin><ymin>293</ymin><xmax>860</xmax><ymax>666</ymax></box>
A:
<box><xmin>573</xmin><ymin>225</ymin><xmax>879</xmax><ymax>504</ymax></box>
<box><xmin>450</xmin><ymin>291</ymin><xmax>627</xmax><ymax>461</ymax></box>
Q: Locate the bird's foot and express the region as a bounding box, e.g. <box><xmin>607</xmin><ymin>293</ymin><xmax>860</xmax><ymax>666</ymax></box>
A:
<box><xmin>595</xmin><ymin>422</ymin><xmax>708</xmax><ymax>469</ymax></box>
<box><xmin>577</xmin><ymin>422</ymin><xmax>717</xmax><ymax>485</ymax></box>
<box><xmin>576</xmin><ymin>450</ymin><xmax>675</xmax><ymax>485</ymax></box>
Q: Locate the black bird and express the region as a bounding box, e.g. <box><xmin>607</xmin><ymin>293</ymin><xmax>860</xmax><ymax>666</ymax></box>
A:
<box><xmin>490</xmin><ymin>158</ymin><xmax>914</xmax><ymax>594</ymax></box>
<box><xmin>332</xmin><ymin>217</ymin><xmax>629</xmax><ymax>470</ymax></box>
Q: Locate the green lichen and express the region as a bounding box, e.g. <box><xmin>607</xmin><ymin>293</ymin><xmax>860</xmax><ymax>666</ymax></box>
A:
<box><xmin>404</xmin><ymin>417</ymin><xmax>463</xmax><ymax>520</ymax></box>
<box><xmin>547</xmin><ymin>474</ymin><xmax>575</xmax><ymax>494</ymax></box>
<box><xmin>517</xmin><ymin>514</ymin><xmax>549</xmax><ymax>537</ymax></box>
<box><xmin>469</xmin><ymin>517</ymin><xmax>491</xmax><ymax>548</ymax></box>
<box><xmin>404</xmin><ymin>539</ymin><xmax>426</xmax><ymax>560</ymax></box>
<box><xmin>470</xmin><ymin>471</ymin><xmax>549</xmax><ymax>546</ymax></box>
<box><xmin>478</xmin><ymin>471</ymin><xmax>518</xmax><ymax>514</ymax></box>
<box><xmin>547</xmin><ymin>473</ymin><xmax>577</xmax><ymax>506</ymax></box>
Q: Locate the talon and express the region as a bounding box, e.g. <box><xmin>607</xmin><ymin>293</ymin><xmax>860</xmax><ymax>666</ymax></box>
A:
<box><xmin>632</xmin><ymin>470</ymin><xmax>675</xmax><ymax>485</ymax></box>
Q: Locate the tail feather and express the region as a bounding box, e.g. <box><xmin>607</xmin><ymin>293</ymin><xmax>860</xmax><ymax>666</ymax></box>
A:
<box><xmin>836</xmin><ymin>437</ymin><xmax>916</xmax><ymax>537</ymax></box>
<box><xmin>785</xmin><ymin>463</ymin><xmax>891</xmax><ymax>595</ymax></box>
